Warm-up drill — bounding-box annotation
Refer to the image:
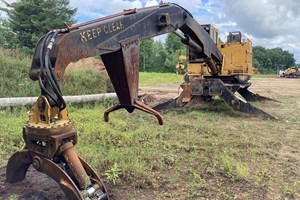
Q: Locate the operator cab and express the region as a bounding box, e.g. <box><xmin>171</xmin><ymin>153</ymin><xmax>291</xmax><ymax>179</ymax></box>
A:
<box><xmin>227</xmin><ymin>31</ymin><xmax>242</xmax><ymax>43</ymax></box>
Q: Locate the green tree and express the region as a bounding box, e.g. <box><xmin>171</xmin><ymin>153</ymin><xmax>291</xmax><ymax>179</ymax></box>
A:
<box><xmin>164</xmin><ymin>48</ymin><xmax>186</xmax><ymax>73</ymax></box>
<box><xmin>0</xmin><ymin>17</ymin><xmax>7</xmax><ymax>46</ymax></box>
<box><xmin>252</xmin><ymin>58</ymin><xmax>261</xmax><ymax>70</ymax></box>
<box><xmin>140</xmin><ymin>38</ymin><xmax>154</xmax><ymax>72</ymax></box>
<box><xmin>0</xmin><ymin>17</ymin><xmax>18</xmax><ymax>48</ymax></box>
<box><xmin>164</xmin><ymin>33</ymin><xmax>186</xmax><ymax>73</ymax></box>
<box><xmin>267</xmin><ymin>47</ymin><xmax>295</xmax><ymax>70</ymax></box>
<box><xmin>165</xmin><ymin>33</ymin><xmax>184</xmax><ymax>53</ymax></box>
<box><xmin>253</xmin><ymin>46</ymin><xmax>295</xmax><ymax>73</ymax></box>
<box><xmin>139</xmin><ymin>39</ymin><xmax>168</xmax><ymax>72</ymax></box>
<box><xmin>150</xmin><ymin>41</ymin><xmax>168</xmax><ymax>72</ymax></box>
<box><xmin>0</xmin><ymin>0</ymin><xmax>77</xmax><ymax>51</ymax></box>
<box><xmin>253</xmin><ymin>46</ymin><xmax>273</xmax><ymax>73</ymax></box>
<box><xmin>281</xmin><ymin>50</ymin><xmax>295</xmax><ymax>68</ymax></box>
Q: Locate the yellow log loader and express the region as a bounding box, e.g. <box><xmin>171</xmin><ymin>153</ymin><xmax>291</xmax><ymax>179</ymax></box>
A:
<box><xmin>280</xmin><ymin>66</ymin><xmax>300</xmax><ymax>78</ymax></box>
<box><xmin>154</xmin><ymin>26</ymin><xmax>276</xmax><ymax>119</ymax></box>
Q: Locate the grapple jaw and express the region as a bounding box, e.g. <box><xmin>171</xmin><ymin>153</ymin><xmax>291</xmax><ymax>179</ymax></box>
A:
<box><xmin>101</xmin><ymin>36</ymin><xmax>163</xmax><ymax>125</ymax></box>
<box><xmin>6</xmin><ymin>96</ymin><xmax>109</xmax><ymax>200</ymax></box>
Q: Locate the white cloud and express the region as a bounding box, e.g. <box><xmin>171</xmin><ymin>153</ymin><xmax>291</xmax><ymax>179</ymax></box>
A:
<box><xmin>214</xmin><ymin>0</ymin><xmax>300</xmax><ymax>62</ymax></box>
<box><xmin>217</xmin><ymin>0</ymin><xmax>300</xmax><ymax>38</ymax></box>
<box><xmin>172</xmin><ymin>0</ymin><xmax>203</xmax><ymax>13</ymax></box>
<box><xmin>70</xmin><ymin>0</ymin><xmax>143</xmax><ymax>22</ymax></box>
<box><xmin>1</xmin><ymin>0</ymin><xmax>300</xmax><ymax>62</ymax></box>
<box><xmin>145</xmin><ymin>0</ymin><xmax>158</xmax><ymax>7</ymax></box>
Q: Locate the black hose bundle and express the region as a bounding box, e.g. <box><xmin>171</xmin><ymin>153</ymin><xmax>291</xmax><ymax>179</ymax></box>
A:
<box><xmin>38</xmin><ymin>28</ymin><xmax>69</xmax><ymax>110</ymax></box>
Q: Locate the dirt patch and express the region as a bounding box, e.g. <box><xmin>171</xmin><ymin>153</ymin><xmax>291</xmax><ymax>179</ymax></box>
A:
<box><xmin>138</xmin><ymin>86</ymin><xmax>179</xmax><ymax>108</ymax></box>
<box><xmin>65</xmin><ymin>57</ymin><xmax>105</xmax><ymax>74</ymax></box>
<box><xmin>0</xmin><ymin>166</ymin><xmax>67</xmax><ymax>199</ymax></box>
<box><xmin>250</xmin><ymin>77</ymin><xmax>300</xmax><ymax>98</ymax></box>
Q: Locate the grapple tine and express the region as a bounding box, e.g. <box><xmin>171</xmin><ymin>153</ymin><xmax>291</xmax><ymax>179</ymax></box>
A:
<box><xmin>134</xmin><ymin>100</ymin><xmax>164</xmax><ymax>125</ymax></box>
<box><xmin>237</xmin><ymin>86</ymin><xmax>279</xmax><ymax>102</ymax></box>
<box><xmin>6</xmin><ymin>149</ymin><xmax>31</xmax><ymax>183</ymax></box>
<box><xmin>104</xmin><ymin>100</ymin><xmax>164</xmax><ymax>125</ymax></box>
<box><xmin>152</xmin><ymin>98</ymin><xmax>178</xmax><ymax>111</ymax></box>
<box><xmin>220</xmin><ymin>89</ymin><xmax>278</xmax><ymax>120</ymax></box>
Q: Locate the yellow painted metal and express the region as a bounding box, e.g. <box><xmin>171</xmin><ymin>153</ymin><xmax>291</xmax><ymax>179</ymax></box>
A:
<box><xmin>28</xmin><ymin>96</ymin><xmax>70</xmax><ymax>129</ymax></box>
<box><xmin>186</xmin><ymin>30</ymin><xmax>253</xmax><ymax>77</ymax></box>
<box><xmin>219</xmin><ymin>38</ymin><xmax>253</xmax><ymax>76</ymax></box>
<box><xmin>187</xmin><ymin>63</ymin><xmax>210</xmax><ymax>76</ymax></box>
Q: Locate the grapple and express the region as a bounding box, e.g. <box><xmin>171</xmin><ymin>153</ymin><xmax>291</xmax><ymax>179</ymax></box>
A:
<box><xmin>6</xmin><ymin>96</ymin><xmax>108</xmax><ymax>200</ymax></box>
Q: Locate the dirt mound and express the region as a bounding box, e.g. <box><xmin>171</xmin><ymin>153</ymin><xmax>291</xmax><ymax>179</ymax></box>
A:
<box><xmin>0</xmin><ymin>166</ymin><xmax>67</xmax><ymax>199</ymax></box>
<box><xmin>139</xmin><ymin>94</ymin><xmax>158</xmax><ymax>106</ymax></box>
<box><xmin>66</xmin><ymin>57</ymin><xmax>105</xmax><ymax>74</ymax></box>
<box><xmin>179</xmin><ymin>95</ymin><xmax>215</xmax><ymax>109</ymax></box>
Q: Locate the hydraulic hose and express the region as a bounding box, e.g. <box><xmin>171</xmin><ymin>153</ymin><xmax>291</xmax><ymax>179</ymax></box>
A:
<box><xmin>38</xmin><ymin>28</ymin><xmax>69</xmax><ymax>110</ymax></box>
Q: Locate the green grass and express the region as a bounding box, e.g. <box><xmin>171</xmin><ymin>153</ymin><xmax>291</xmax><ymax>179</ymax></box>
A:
<box><xmin>139</xmin><ymin>72</ymin><xmax>183</xmax><ymax>86</ymax></box>
<box><xmin>0</xmin><ymin>48</ymin><xmax>39</xmax><ymax>97</ymax></box>
<box><xmin>0</xmin><ymin>48</ymin><xmax>112</xmax><ymax>97</ymax></box>
<box><xmin>252</xmin><ymin>74</ymin><xmax>278</xmax><ymax>78</ymax></box>
<box><xmin>1</xmin><ymin>95</ymin><xmax>299</xmax><ymax>199</ymax></box>
<box><xmin>1</xmin><ymin>49</ymin><xmax>299</xmax><ymax>199</ymax></box>
<box><xmin>138</xmin><ymin>72</ymin><xmax>279</xmax><ymax>87</ymax></box>
<box><xmin>139</xmin><ymin>72</ymin><xmax>279</xmax><ymax>87</ymax></box>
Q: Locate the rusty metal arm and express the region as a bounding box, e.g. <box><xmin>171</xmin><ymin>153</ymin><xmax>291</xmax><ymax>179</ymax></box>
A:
<box><xmin>29</xmin><ymin>3</ymin><xmax>223</xmax><ymax>124</ymax></box>
<box><xmin>30</xmin><ymin>3</ymin><xmax>221</xmax><ymax>80</ymax></box>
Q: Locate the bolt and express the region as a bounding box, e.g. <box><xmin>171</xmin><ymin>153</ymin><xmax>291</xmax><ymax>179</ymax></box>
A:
<box><xmin>32</xmin><ymin>156</ymin><xmax>42</xmax><ymax>171</ymax></box>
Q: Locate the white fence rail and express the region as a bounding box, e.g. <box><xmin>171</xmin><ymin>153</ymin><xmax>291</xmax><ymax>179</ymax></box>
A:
<box><xmin>0</xmin><ymin>93</ymin><xmax>117</xmax><ymax>107</ymax></box>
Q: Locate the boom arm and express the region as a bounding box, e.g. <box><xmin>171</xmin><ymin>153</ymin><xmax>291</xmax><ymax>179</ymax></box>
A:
<box><xmin>30</xmin><ymin>3</ymin><xmax>223</xmax><ymax>124</ymax></box>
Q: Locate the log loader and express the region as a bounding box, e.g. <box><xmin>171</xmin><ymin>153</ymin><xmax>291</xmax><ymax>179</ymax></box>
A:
<box><xmin>280</xmin><ymin>66</ymin><xmax>300</xmax><ymax>78</ymax></box>
<box><xmin>154</xmin><ymin>28</ymin><xmax>277</xmax><ymax>118</ymax></box>
<box><xmin>6</xmin><ymin>2</ymin><xmax>275</xmax><ymax>200</ymax></box>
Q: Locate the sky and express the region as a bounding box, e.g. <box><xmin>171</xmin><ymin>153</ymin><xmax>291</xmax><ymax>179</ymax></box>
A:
<box><xmin>1</xmin><ymin>0</ymin><xmax>300</xmax><ymax>63</ymax></box>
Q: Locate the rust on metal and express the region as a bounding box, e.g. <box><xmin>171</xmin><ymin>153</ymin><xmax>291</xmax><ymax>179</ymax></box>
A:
<box><xmin>102</xmin><ymin>35</ymin><xmax>140</xmax><ymax>106</ymax></box>
<box><xmin>6</xmin><ymin>149</ymin><xmax>32</xmax><ymax>183</ymax></box>
<box><xmin>101</xmin><ymin>35</ymin><xmax>164</xmax><ymax>124</ymax></box>
<box><xmin>181</xmin><ymin>83</ymin><xmax>192</xmax><ymax>103</ymax></box>
<box><xmin>6</xmin><ymin>97</ymin><xmax>109</xmax><ymax>200</ymax></box>
<box><xmin>154</xmin><ymin>78</ymin><xmax>277</xmax><ymax>120</ymax></box>
<box><xmin>60</xmin><ymin>142</ymin><xmax>92</xmax><ymax>189</ymax></box>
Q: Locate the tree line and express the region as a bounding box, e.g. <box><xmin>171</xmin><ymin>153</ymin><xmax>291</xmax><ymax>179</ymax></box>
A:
<box><xmin>0</xmin><ymin>0</ymin><xmax>296</xmax><ymax>74</ymax></box>
<box><xmin>253</xmin><ymin>46</ymin><xmax>295</xmax><ymax>73</ymax></box>
<box><xmin>0</xmin><ymin>0</ymin><xmax>76</xmax><ymax>54</ymax></box>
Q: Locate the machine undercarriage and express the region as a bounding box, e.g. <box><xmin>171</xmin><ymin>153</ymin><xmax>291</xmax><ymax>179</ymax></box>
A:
<box><xmin>153</xmin><ymin>76</ymin><xmax>277</xmax><ymax>119</ymax></box>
